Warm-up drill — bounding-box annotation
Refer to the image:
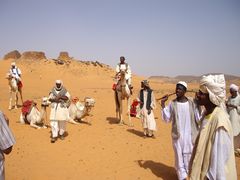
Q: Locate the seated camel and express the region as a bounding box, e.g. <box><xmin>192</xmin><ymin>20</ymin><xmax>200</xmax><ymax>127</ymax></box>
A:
<box><xmin>68</xmin><ymin>97</ymin><xmax>95</xmax><ymax>124</ymax></box>
<box><xmin>19</xmin><ymin>97</ymin><xmax>50</xmax><ymax>129</ymax></box>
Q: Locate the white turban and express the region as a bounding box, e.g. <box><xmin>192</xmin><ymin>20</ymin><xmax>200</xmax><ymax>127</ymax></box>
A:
<box><xmin>55</xmin><ymin>80</ymin><xmax>62</xmax><ymax>84</ymax></box>
<box><xmin>55</xmin><ymin>80</ymin><xmax>63</xmax><ymax>90</ymax></box>
<box><xmin>200</xmin><ymin>74</ymin><xmax>226</xmax><ymax>109</ymax></box>
<box><xmin>177</xmin><ymin>81</ymin><xmax>188</xmax><ymax>89</ymax></box>
<box><xmin>11</xmin><ymin>62</ymin><xmax>16</xmax><ymax>66</ymax></box>
<box><xmin>230</xmin><ymin>84</ymin><xmax>239</xmax><ymax>92</ymax></box>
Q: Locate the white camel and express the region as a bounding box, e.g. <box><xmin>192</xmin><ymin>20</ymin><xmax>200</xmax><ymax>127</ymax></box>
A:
<box><xmin>19</xmin><ymin>97</ymin><xmax>51</xmax><ymax>129</ymax></box>
<box><xmin>6</xmin><ymin>73</ymin><xmax>21</xmax><ymax>110</ymax></box>
<box><xmin>68</xmin><ymin>97</ymin><xmax>95</xmax><ymax>124</ymax></box>
<box><xmin>114</xmin><ymin>70</ymin><xmax>132</xmax><ymax>126</ymax></box>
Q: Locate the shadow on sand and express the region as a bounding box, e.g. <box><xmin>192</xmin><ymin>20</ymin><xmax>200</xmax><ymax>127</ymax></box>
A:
<box><xmin>127</xmin><ymin>129</ymin><xmax>144</xmax><ymax>138</ymax></box>
<box><xmin>106</xmin><ymin>117</ymin><xmax>119</xmax><ymax>124</ymax></box>
<box><xmin>136</xmin><ymin>160</ymin><xmax>177</xmax><ymax>180</ymax></box>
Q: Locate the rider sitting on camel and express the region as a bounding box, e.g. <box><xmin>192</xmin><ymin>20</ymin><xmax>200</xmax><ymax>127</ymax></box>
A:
<box><xmin>114</xmin><ymin>56</ymin><xmax>133</xmax><ymax>93</ymax></box>
<box><xmin>9</xmin><ymin>62</ymin><xmax>23</xmax><ymax>90</ymax></box>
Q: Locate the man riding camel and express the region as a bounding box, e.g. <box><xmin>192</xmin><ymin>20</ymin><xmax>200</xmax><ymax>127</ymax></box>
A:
<box><xmin>9</xmin><ymin>62</ymin><xmax>22</xmax><ymax>87</ymax></box>
<box><xmin>115</xmin><ymin>56</ymin><xmax>133</xmax><ymax>93</ymax></box>
<box><xmin>9</xmin><ymin>62</ymin><xmax>23</xmax><ymax>104</ymax></box>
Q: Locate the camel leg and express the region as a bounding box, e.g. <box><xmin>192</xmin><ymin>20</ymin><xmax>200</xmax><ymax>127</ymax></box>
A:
<box><xmin>30</xmin><ymin>121</ymin><xmax>41</xmax><ymax>129</ymax></box>
<box><xmin>119</xmin><ymin>98</ymin><xmax>124</xmax><ymax>125</ymax></box>
<box><xmin>19</xmin><ymin>113</ymin><xmax>25</xmax><ymax>124</ymax></box>
<box><xmin>19</xmin><ymin>88</ymin><xmax>23</xmax><ymax>105</ymax></box>
<box><xmin>127</xmin><ymin>97</ymin><xmax>133</xmax><ymax>127</ymax></box>
<box><xmin>9</xmin><ymin>91</ymin><xmax>12</xmax><ymax>110</ymax></box>
<box><xmin>114</xmin><ymin>91</ymin><xmax>121</xmax><ymax>122</ymax></box>
<box><xmin>14</xmin><ymin>92</ymin><xmax>18</xmax><ymax>109</ymax></box>
<box><xmin>68</xmin><ymin>117</ymin><xmax>80</xmax><ymax>125</ymax></box>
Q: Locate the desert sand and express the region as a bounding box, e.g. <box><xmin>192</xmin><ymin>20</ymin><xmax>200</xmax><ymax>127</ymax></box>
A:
<box><xmin>0</xmin><ymin>58</ymin><xmax>239</xmax><ymax>180</ymax></box>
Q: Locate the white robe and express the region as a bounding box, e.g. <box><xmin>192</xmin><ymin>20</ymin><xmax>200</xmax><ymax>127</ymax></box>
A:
<box><xmin>227</xmin><ymin>95</ymin><xmax>240</xmax><ymax>136</ymax></box>
<box><xmin>116</xmin><ymin>64</ymin><xmax>132</xmax><ymax>84</ymax></box>
<box><xmin>200</xmin><ymin>118</ymin><xmax>232</xmax><ymax>180</ymax></box>
<box><xmin>227</xmin><ymin>94</ymin><xmax>240</xmax><ymax>149</ymax></box>
<box><xmin>139</xmin><ymin>90</ymin><xmax>156</xmax><ymax>131</ymax></box>
<box><xmin>49</xmin><ymin>91</ymin><xmax>70</xmax><ymax>121</ymax></box>
<box><xmin>162</xmin><ymin>101</ymin><xmax>199</xmax><ymax>180</ymax></box>
<box><xmin>9</xmin><ymin>67</ymin><xmax>21</xmax><ymax>80</ymax></box>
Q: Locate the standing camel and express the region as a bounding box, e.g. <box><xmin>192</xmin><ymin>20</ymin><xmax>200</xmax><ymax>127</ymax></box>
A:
<box><xmin>114</xmin><ymin>70</ymin><xmax>133</xmax><ymax>126</ymax></box>
<box><xmin>6</xmin><ymin>73</ymin><xmax>22</xmax><ymax>110</ymax></box>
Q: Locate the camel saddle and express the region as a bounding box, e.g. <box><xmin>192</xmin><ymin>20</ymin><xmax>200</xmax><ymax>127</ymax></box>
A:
<box><xmin>21</xmin><ymin>100</ymin><xmax>37</xmax><ymax>120</ymax></box>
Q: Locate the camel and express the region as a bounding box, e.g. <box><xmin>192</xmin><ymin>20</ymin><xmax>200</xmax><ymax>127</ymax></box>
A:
<box><xmin>68</xmin><ymin>97</ymin><xmax>95</xmax><ymax>124</ymax></box>
<box><xmin>19</xmin><ymin>97</ymin><xmax>51</xmax><ymax>129</ymax></box>
<box><xmin>6</xmin><ymin>73</ymin><xmax>23</xmax><ymax>110</ymax></box>
<box><xmin>114</xmin><ymin>70</ymin><xmax>132</xmax><ymax>126</ymax></box>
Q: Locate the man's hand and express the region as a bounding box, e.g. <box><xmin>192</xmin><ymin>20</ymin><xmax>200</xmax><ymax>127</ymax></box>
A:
<box><xmin>161</xmin><ymin>94</ymin><xmax>169</xmax><ymax>109</ymax></box>
<box><xmin>148</xmin><ymin>109</ymin><xmax>151</xmax><ymax>115</ymax></box>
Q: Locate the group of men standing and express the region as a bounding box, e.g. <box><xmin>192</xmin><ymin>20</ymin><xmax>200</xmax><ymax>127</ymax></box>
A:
<box><xmin>160</xmin><ymin>75</ymin><xmax>238</xmax><ymax>180</ymax></box>
<box><xmin>115</xmin><ymin>56</ymin><xmax>239</xmax><ymax>179</ymax></box>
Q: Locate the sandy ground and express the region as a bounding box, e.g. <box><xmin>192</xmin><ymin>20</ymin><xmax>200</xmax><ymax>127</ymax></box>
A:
<box><xmin>0</xmin><ymin>59</ymin><xmax>239</xmax><ymax>180</ymax></box>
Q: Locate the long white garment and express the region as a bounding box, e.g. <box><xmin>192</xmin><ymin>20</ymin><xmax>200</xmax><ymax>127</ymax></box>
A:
<box><xmin>49</xmin><ymin>91</ymin><xmax>70</xmax><ymax>121</ymax></box>
<box><xmin>162</xmin><ymin>101</ymin><xmax>193</xmax><ymax>180</ymax></box>
<box><xmin>116</xmin><ymin>64</ymin><xmax>132</xmax><ymax>82</ymax></box>
<box><xmin>9</xmin><ymin>67</ymin><xmax>21</xmax><ymax>80</ymax></box>
<box><xmin>50</xmin><ymin>120</ymin><xmax>66</xmax><ymax>138</ymax></box>
<box><xmin>227</xmin><ymin>95</ymin><xmax>240</xmax><ymax>136</ymax></box>
<box><xmin>198</xmin><ymin>118</ymin><xmax>232</xmax><ymax>180</ymax></box>
<box><xmin>140</xmin><ymin>90</ymin><xmax>156</xmax><ymax>131</ymax></box>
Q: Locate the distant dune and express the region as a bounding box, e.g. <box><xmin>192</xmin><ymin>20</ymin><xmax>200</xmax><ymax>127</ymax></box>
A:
<box><xmin>149</xmin><ymin>74</ymin><xmax>240</xmax><ymax>83</ymax></box>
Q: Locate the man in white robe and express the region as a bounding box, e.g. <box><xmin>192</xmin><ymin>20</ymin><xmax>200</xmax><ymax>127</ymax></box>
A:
<box><xmin>189</xmin><ymin>74</ymin><xmax>237</xmax><ymax>180</ymax></box>
<box><xmin>48</xmin><ymin>80</ymin><xmax>70</xmax><ymax>143</ymax></box>
<box><xmin>138</xmin><ymin>80</ymin><xmax>156</xmax><ymax>137</ymax></box>
<box><xmin>161</xmin><ymin>81</ymin><xmax>200</xmax><ymax>180</ymax></box>
<box><xmin>115</xmin><ymin>56</ymin><xmax>132</xmax><ymax>88</ymax></box>
<box><xmin>9</xmin><ymin>62</ymin><xmax>23</xmax><ymax>104</ymax></box>
<box><xmin>226</xmin><ymin>84</ymin><xmax>240</xmax><ymax>155</ymax></box>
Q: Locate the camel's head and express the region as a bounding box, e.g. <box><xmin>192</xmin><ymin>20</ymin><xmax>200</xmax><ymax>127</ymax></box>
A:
<box><xmin>41</xmin><ymin>97</ymin><xmax>51</xmax><ymax>107</ymax></box>
<box><xmin>84</xmin><ymin>97</ymin><xmax>95</xmax><ymax>107</ymax></box>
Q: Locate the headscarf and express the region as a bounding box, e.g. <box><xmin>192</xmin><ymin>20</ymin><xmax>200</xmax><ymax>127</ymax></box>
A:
<box><xmin>55</xmin><ymin>79</ymin><xmax>63</xmax><ymax>91</ymax></box>
<box><xmin>199</xmin><ymin>74</ymin><xmax>226</xmax><ymax>109</ymax></box>
<box><xmin>230</xmin><ymin>84</ymin><xmax>239</xmax><ymax>92</ymax></box>
<box><xmin>11</xmin><ymin>62</ymin><xmax>16</xmax><ymax>66</ymax></box>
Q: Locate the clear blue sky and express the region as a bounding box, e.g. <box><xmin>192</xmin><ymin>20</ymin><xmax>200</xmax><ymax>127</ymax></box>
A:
<box><xmin>0</xmin><ymin>0</ymin><xmax>240</xmax><ymax>77</ymax></box>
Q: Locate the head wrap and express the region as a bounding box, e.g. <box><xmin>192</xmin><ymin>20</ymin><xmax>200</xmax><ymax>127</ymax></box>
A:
<box><xmin>176</xmin><ymin>81</ymin><xmax>187</xmax><ymax>91</ymax></box>
<box><xmin>230</xmin><ymin>84</ymin><xmax>239</xmax><ymax>92</ymax></box>
<box><xmin>11</xmin><ymin>62</ymin><xmax>16</xmax><ymax>66</ymax></box>
<box><xmin>55</xmin><ymin>80</ymin><xmax>63</xmax><ymax>90</ymax></box>
<box><xmin>141</xmin><ymin>80</ymin><xmax>149</xmax><ymax>87</ymax></box>
<box><xmin>199</xmin><ymin>74</ymin><xmax>226</xmax><ymax>109</ymax></box>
